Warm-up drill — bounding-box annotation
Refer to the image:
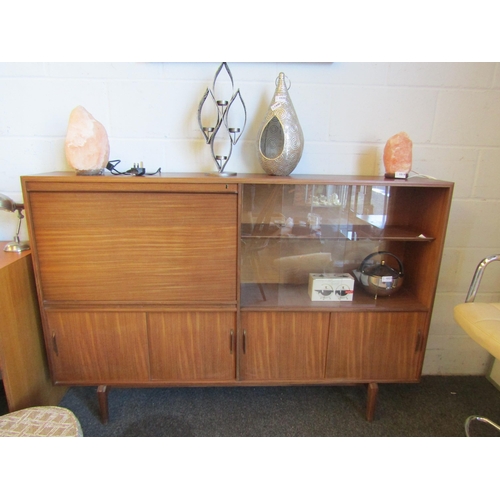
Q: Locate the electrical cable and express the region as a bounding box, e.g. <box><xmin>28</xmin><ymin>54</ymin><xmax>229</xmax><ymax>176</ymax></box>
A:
<box><xmin>105</xmin><ymin>160</ymin><xmax>161</xmax><ymax>176</ymax></box>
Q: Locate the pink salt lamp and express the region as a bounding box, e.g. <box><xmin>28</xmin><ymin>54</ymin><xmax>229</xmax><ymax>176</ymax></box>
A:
<box><xmin>383</xmin><ymin>132</ymin><xmax>412</xmax><ymax>178</ymax></box>
<box><xmin>65</xmin><ymin>106</ymin><xmax>110</xmax><ymax>175</ymax></box>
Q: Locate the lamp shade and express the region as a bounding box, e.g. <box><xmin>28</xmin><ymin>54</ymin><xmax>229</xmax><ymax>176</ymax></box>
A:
<box><xmin>0</xmin><ymin>193</ymin><xmax>29</xmax><ymax>252</ymax></box>
<box><xmin>0</xmin><ymin>193</ymin><xmax>19</xmax><ymax>212</ymax></box>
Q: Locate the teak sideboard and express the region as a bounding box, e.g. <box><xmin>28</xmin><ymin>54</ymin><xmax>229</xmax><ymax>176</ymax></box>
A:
<box><xmin>21</xmin><ymin>172</ymin><xmax>453</xmax><ymax>423</ymax></box>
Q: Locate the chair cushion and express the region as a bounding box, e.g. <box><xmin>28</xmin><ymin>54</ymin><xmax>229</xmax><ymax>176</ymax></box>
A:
<box><xmin>454</xmin><ymin>302</ymin><xmax>500</xmax><ymax>360</ymax></box>
<box><xmin>0</xmin><ymin>406</ymin><xmax>83</xmax><ymax>437</ymax></box>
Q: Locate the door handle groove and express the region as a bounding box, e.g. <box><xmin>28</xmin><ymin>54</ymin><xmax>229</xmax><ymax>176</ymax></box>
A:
<box><xmin>52</xmin><ymin>331</ymin><xmax>59</xmax><ymax>356</ymax></box>
<box><xmin>415</xmin><ymin>330</ymin><xmax>422</xmax><ymax>352</ymax></box>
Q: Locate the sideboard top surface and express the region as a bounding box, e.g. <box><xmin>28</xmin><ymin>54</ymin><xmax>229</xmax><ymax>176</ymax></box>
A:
<box><xmin>21</xmin><ymin>171</ymin><xmax>454</xmax><ymax>189</ymax></box>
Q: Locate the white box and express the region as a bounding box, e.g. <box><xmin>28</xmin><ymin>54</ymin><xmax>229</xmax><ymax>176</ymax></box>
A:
<box><xmin>308</xmin><ymin>273</ymin><xmax>355</xmax><ymax>301</ymax></box>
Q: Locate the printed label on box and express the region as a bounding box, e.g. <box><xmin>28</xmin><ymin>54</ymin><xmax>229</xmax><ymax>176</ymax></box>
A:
<box><xmin>308</xmin><ymin>273</ymin><xmax>355</xmax><ymax>301</ymax></box>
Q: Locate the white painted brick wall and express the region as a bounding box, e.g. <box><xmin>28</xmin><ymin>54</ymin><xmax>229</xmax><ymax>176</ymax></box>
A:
<box><xmin>1</xmin><ymin>61</ymin><xmax>499</xmax><ymax>375</ymax></box>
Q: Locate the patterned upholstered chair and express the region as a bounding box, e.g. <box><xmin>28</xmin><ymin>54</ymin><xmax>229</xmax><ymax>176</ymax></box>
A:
<box><xmin>454</xmin><ymin>254</ymin><xmax>500</xmax><ymax>436</ymax></box>
<box><xmin>0</xmin><ymin>406</ymin><xmax>82</xmax><ymax>437</ymax></box>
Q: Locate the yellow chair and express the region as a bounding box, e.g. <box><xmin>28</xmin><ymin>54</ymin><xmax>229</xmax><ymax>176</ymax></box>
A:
<box><xmin>454</xmin><ymin>254</ymin><xmax>500</xmax><ymax>436</ymax></box>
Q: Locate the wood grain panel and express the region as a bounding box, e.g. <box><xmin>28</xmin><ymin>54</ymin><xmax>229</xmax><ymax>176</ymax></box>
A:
<box><xmin>46</xmin><ymin>311</ymin><xmax>149</xmax><ymax>383</ymax></box>
<box><xmin>148</xmin><ymin>312</ymin><xmax>236</xmax><ymax>381</ymax></box>
<box><xmin>0</xmin><ymin>249</ymin><xmax>66</xmax><ymax>411</ymax></box>
<box><xmin>23</xmin><ymin>179</ymin><xmax>238</xmax><ymax>193</ymax></box>
<box><xmin>240</xmin><ymin>312</ymin><xmax>330</xmax><ymax>380</ymax></box>
<box><xmin>29</xmin><ymin>191</ymin><xmax>238</xmax><ymax>303</ymax></box>
<box><xmin>326</xmin><ymin>312</ymin><xmax>427</xmax><ymax>381</ymax></box>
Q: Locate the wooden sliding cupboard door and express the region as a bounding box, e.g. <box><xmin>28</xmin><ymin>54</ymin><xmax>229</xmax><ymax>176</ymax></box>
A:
<box><xmin>240</xmin><ymin>312</ymin><xmax>330</xmax><ymax>381</ymax></box>
<box><xmin>148</xmin><ymin>312</ymin><xmax>236</xmax><ymax>382</ymax></box>
<box><xmin>325</xmin><ymin>312</ymin><xmax>428</xmax><ymax>381</ymax></box>
<box><xmin>45</xmin><ymin>311</ymin><xmax>150</xmax><ymax>384</ymax></box>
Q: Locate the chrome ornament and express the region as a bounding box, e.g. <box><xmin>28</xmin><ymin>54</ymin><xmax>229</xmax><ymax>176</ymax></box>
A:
<box><xmin>257</xmin><ymin>72</ymin><xmax>304</xmax><ymax>176</ymax></box>
<box><xmin>197</xmin><ymin>63</ymin><xmax>247</xmax><ymax>176</ymax></box>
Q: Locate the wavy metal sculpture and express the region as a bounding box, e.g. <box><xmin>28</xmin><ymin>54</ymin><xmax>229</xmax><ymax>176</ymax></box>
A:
<box><xmin>197</xmin><ymin>62</ymin><xmax>247</xmax><ymax>176</ymax></box>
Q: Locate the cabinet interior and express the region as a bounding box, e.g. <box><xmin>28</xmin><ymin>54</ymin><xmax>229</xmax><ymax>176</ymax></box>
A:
<box><xmin>240</xmin><ymin>183</ymin><xmax>448</xmax><ymax>312</ymax></box>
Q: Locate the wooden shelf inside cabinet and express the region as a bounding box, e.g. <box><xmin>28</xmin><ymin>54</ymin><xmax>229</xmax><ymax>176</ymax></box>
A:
<box><xmin>240</xmin><ymin>283</ymin><xmax>429</xmax><ymax>312</ymax></box>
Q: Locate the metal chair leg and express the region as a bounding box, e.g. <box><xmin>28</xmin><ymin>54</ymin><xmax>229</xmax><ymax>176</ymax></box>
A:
<box><xmin>465</xmin><ymin>415</ymin><xmax>500</xmax><ymax>436</ymax></box>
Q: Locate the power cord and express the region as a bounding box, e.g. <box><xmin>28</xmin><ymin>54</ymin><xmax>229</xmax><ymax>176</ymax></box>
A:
<box><xmin>106</xmin><ymin>160</ymin><xmax>161</xmax><ymax>176</ymax></box>
<box><xmin>408</xmin><ymin>170</ymin><xmax>437</xmax><ymax>180</ymax></box>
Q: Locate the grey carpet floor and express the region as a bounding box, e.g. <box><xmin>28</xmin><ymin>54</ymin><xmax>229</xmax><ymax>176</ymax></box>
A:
<box><xmin>55</xmin><ymin>376</ymin><xmax>500</xmax><ymax>437</ymax></box>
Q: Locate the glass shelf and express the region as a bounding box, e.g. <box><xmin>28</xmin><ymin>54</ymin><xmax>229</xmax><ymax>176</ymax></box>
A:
<box><xmin>241</xmin><ymin>223</ymin><xmax>434</xmax><ymax>242</ymax></box>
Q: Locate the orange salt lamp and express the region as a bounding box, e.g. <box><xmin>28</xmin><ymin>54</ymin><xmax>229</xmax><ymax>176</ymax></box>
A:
<box><xmin>65</xmin><ymin>106</ymin><xmax>110</xmax><ymax>176</ymax></box>
<box><xmin>383</xmin><ymin>131</ymin><xmax>412</xmax><ymax>179</ymax></box>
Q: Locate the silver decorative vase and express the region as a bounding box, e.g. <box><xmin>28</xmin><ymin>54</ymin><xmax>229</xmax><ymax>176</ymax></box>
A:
<box><xmin>257</xmin><ymin>72</ymin><xmax>304</xmax><ymax>176</ymax></box>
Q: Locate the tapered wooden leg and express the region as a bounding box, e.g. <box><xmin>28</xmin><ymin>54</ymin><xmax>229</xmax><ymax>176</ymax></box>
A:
<box><xmin>97</xmin><ymin>385</ymin><xmax>110</xmax><ymax>424</ymax></box>
<box><xmin>366</xmin><ymin>382</ymin><xmax>379</xmax><ymax>422</ymax></box>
